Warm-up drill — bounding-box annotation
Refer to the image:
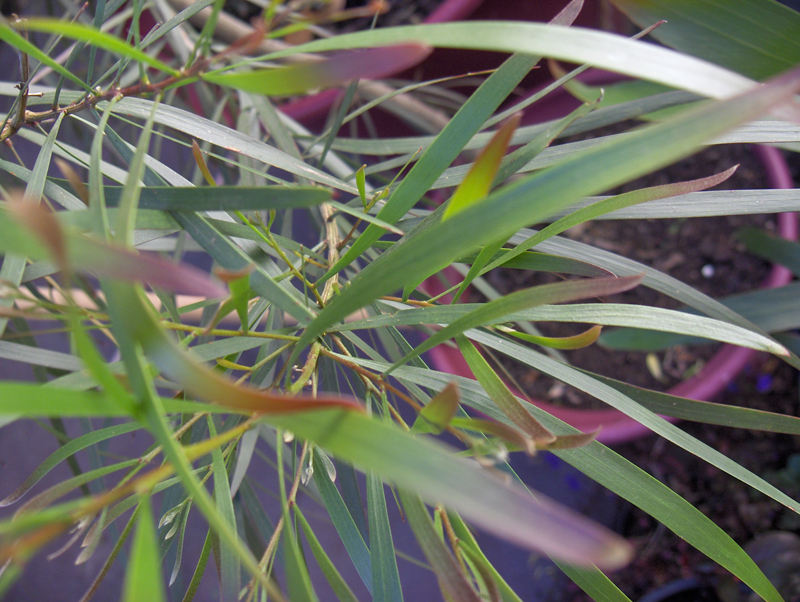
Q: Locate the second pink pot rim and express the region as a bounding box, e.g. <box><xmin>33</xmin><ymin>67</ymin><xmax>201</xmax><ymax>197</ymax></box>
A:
<box><xmin>427</xmin><ymin>144</ymin><xmax>797</xmax><ymax>444</ymax></box>
<box><xmin>278</xmin><ymin>0</ymin><xmax>486</xmax><ymax>124</ymax></box>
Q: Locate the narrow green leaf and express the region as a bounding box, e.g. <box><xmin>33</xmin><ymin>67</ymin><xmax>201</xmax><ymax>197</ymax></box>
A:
<box><xmin>106</xmin><ymin>283</ymin><xmax>360</xmax><ymax>415</ymax></box>
<box><xmin>0</xmin><ymin>24</ymin><xmax>93</xmax><ymax>92</ymax></box>
<box><xmin>0</xmin><ymin>422</ymin><xmax>140</xmax><ymax>507</ymax></box>
<box><xmin>89</xmin><ymin>97</ymin><xmax>120</xmax><ymax>239</ymax></box>
<box><xmin>326</xmin><ymin>49</ymin><xmax>546</xmax><ymax>281</ymax></box>
<box><xmin>313</xmin><ymin>448</ymin><xmax>372</xmax><ymax>593</ymax></box>
<box><xmin>168</xmin><ymin>502</ymin><xmax>191</xmax><ymax>585</ymax></box>
<box><xmin>489</xmin><ymin>165</ymin><xmax>739</xmax><ymax>272</ymax></box>
<box><xmin>206</xmin><ymin>416</ymin><xmax>240</xmax><ymax>601</ymax></box>
<box><xmin>356</xmin><ymin>166</ymin><xmax>368</xmax><ymax>209</ymax></box>
<box><xmin>98</xmin><ymin>185</ymin><xmax>331</xmax><ymax>210</ymax></box>
<box><xmin>450</xmin><ymin>97</ymin><xmax>595</xmax><ymax>303</ymax></box>
<box><xmin>606</xmin><ymin>0</ymin><xmax>800</xmax><ymax>79</ymax></box>
<box><xmin>346</xmin><ymin>357</ymin><xmax>779</xmax><ymax>602</ymax></box>
<box><xmin>560</xmin><ymin>565</ymin><xmax>632</xmax><ymax>602</ymax></box>
<box><xmin>268</xmin><ymin>22</ymin><xmax>755</xmax><ymax>99</ymax></box>
<box><xmin>456</xmin><ymin>336</ymin><xmax>555</xmax><ymax>444</ymax></box>
<box><xmin>470</xmin><ymin>330</ymin><xmax>800</xmax><ymax>519</ymax></box>
<box><xmin>181</xmin><ymin>529</ymin><xmax>213</xmax><ymax>602</ymax></box>
<box><xmin>572</xmin><ymin>368</ymin><xmax>800</xmax><ymax>435</ymax></box>
<box><xmin>17</xmin><ymin>458</ymin><xmax>138</xmax><ymax>514</ymax></box>
<box><xmin>367</xmin><ymin>472</ymin><xmax>403</xmax><ymax>602</ymax></box>
<box><xmin>447</xmin><ymin>512</ymin><xmax>525</xmax><ymax>602</ymax></box>
<box><xmin>77</xmin><ymin>504</ymin><xmax>139</xmax><ymax>602</ymax></box>
<box><xmin>0</xmin><ymin>160</ymin><xmax>84</xmax><ymax>210</ymax></box>
<box><xmin>0</xmin><ymin>382</ymin><xmax>242</xmax><ymax>417</ymax></box>
<box><xmin>335</xmin><ymin>300</ymin><xmax>789</xmax><ymax>357</ymax></box>
<box><xmin>494</xmin><ymin>98</ymin><xmax>595</xmax><ymax>185</ymax></box>
<box><xmin>0</xmin><ymin>205</ymin><xmax>228</xmax><ymax>297</ymax></box>
<box><xmin>109</xmin><ymin>98</ymin><xmax>356</xmax><ymax>193</ymax></box>
<box><xmin>504</xmin><ymin>324</ymin><xmax>602</xmax><ymax>350</ymax></box>
<box><xmin>104</xmin><ymin>280</ymin><xmax>283</xmax><ymax>598</ymax></box>
<box><xmin>170</xmin><ymin>212</ymin><xmax>317</xmax><ymax>325</ymax></box>
<box><xmin>268</xmin><ymin>407</ymin><xmax>633</xmax><ymax>570</ymax></box>
<box><xmin>0</xmin><ymin>341</ymin><xmax>83</xmax><ymax>372</ymax></box>
<box><xmin>114</xmin><ymin>95</ymin><xmax>160</xmax><ymax>246</ymax></box>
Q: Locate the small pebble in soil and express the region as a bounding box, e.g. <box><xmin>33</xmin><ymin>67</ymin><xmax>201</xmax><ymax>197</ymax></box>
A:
<box><xmin>701</xmin><ymin>264</ymin><xmax>715</xmax><ymax>278</ymax></box>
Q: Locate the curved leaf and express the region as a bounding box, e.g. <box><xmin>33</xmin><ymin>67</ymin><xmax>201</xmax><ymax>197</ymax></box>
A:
<box><xmin>606</xmin><ymin>0</ymin><xmax>800</xmax><ymax>80</ymax></box>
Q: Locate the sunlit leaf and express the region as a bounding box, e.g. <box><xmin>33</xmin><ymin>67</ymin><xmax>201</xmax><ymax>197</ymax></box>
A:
<box><xmin>121</xmin><ymin>496</ymin><xmax>167</xmax><ymax>602</ymax></box>
<box><xmin>443</xmin><ymin>115</ymin><xmax>520</xmax><ymax>221</ymax></box>
<box><xmin>503</xmin><ymin>324</ymin><xmax>602</xmax><ymax>350</ymax></box>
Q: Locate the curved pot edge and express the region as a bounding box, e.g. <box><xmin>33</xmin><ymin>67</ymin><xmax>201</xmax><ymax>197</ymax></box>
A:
<box><xmin>278</xmin><ymin>0</ymin><xmax>486</xmax><ymax>124</ymax></box>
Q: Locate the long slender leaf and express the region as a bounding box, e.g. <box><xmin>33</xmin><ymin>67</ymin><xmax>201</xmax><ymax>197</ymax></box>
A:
<box><xmin>206</xmin><ymin>416</ymin><xmax>240</xmax><ymax>601</ymax></box>
<box><xmin>341</xmin><ymin>356</ymin><xmax>781</xmax><ymax>602</ymax></box>
<box><xmin>398</xmin><ymin>491</ymin><xmax>481</xmax><ymax>602</ymax></box>
<box><xmin>607</xmin><ymin>0</ymin><xmax>800</xmax><ymax>80</ymax></box>
<box><xmin>313</xmin><ymin>449</ymin><xmax>372</xmax><ymax>593</ymax></box>
<box><xmin>266</xmin><ymin>407</ymin><xmax>633</xmax><ymax>570</ymax></box>
<box><xmin>469</xmin><ymin>330</ymin><xmax>800</xmax><ymax>514</ymax></box>
<box><xmin>267</xmin><ymin>22</ymin><xmax>757</xmax><ymax>99</ymax></box>
<box><xmin>295</xmin><ymin>506</ymin><xmax>360</xmax><ymax>602</ymax></box>
<box><xmin>0</xmin><ymin>25</ymin><xmax>93</xmax><ymax>92</ymax></box>
<box><xmin>334</xmin><ymin>301</ymin><xmax>788</xmax><ymax>357</ymax></box>
<box><xmin>492</xmin><ymin>165</ymin><xmax>738</xmax><ymax>270</ymax></box>
<box><xmin>367</xmin><ymin>472</ymin><xmax>403</xmax><ymax>602</ymax></box>
<box><xmin>97</xmin><ymin>185</ymin><xmax>332</xmax><ymax>210</ymax></box>
<box><xmin>122</xmin><ymin>496</ymin><xmax>167</xmax><ymax>602</ymax></box>
<box><xmin>103</xmin><ymin>280</ymin><xmax>285</xmax><ymax>598</ymax></box>
<box><xmin>109</xmin><ymin>98</ymin><xmax>355</xmax><ymax>193</ymax></box>
<box><xmin>0</xmin><ymin>204</ymin><xmax>228</xmax><ymax>297</ymax></box>
<box><xmin>14</xmin><ymin>19</ymin><xmax>178</xmax><ymax>75</ymax></box>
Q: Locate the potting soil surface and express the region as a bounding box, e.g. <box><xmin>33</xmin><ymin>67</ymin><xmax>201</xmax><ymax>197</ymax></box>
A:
<box><xmin>566</xmin><ymin>357</ymin><xmax>800</xmax><ymax>602</ymax></box>
<box><xmin>481</xmin><ymin>139</ymin><xmax>800</xmax><ymax>601</ymax></box>
<box><xmin>486</xmin><ymin>142</ymin><xmax>776</xmax><ymax>408</ymax></box>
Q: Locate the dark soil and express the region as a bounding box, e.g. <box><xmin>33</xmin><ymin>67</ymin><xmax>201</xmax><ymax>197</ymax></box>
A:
<box><xmin>339</xmin><ymin>0</ymin><xmax>447</xmax><ymax>30</ymax></box>
<box><xmin>224</xmin><ymin>0</ymin><xmax>448</xmax><ymax>31</ymax></box>
<box><xmin>488</xmin><ymin>142</ymin><xmax>777</xmax><ymax>407</ymax></box>
<box><xmin>483</xmin><ymin>137</ymin><xmax>800</xmax><ymax>601</ymax></box>
<box><xmin>488</xmin><ymin>139</ymin><xmax>800</xmax><ymax>601</ymax></box>
<box><xmin>567</xmin><ymin>356</ymin><xmax>800</xmax><ymax>602</ymax></box>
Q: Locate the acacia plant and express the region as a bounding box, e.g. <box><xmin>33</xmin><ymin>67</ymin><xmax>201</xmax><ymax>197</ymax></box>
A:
<box><xmin>0</xmin><ymin>0</ymin><xmax>799</xmax><ymax>600</ymax></box>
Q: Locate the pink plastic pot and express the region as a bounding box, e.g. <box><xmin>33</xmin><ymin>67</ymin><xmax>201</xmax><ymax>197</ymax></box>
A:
<box><xmin>427</xmin><ymin>80</ymin><xmax>797</xmax><ymax>443</ymax></box>
<box><xmin>278</xmin><ymin>0</ymin><xmax>485</xmax><ymax>125</ymax></box>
